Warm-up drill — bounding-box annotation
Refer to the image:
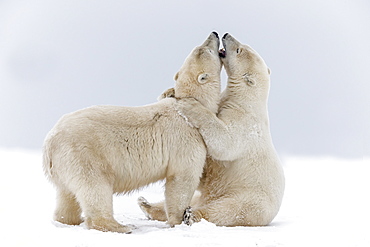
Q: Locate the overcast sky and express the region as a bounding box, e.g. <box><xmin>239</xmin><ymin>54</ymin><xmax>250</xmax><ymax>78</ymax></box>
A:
<box><xmin>1</xmin><ymin>0</ymin><xmax>369</xmax><ymax>158</ymax></box>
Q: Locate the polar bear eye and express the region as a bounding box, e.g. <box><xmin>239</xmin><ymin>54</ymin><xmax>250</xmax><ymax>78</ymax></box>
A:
<box><xmin>236</xmin><ymin>48</ymin><xmax>240</xmax><ymax>54</ymax></box>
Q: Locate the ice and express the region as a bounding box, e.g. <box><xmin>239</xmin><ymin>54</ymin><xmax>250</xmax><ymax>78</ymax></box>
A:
<box><xmin>0</xmin><ymin>149</ymin><xmax>368</xmax><ymax>246</ymax></box>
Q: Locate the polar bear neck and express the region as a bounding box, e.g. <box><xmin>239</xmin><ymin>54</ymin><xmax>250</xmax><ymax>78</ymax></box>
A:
<box><xmin>198</xmin><ymin>84</ymin><xmax>221</xmax><ymax>114</ymax></box>
<box><xmin>175</xmin><ymin>79</ymin><xmax>221</xmax><ymax>114</ymax></box>
<box><xmin>221</xmin><ymin>78</ymin><xmax>269</xmax><ymax>112</ymax></box>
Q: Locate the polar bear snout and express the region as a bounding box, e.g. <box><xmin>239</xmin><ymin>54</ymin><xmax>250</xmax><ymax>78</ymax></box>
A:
<box><xmin>221</xmin><ymin>33</ymin><xmax>240</xmax><ymax>51</ymax></box>
<box><xmin>219</xmin><ymin>33</ymin><xmax>238</xmax><ymax>58</ymax></box>
<box><xmin>201</xmin><ymin>32</ymin><xmax>220</xmax><ymax>52</ymax></box>
<box><xmin>222</xmin><ymin>33</ymin><xmax>238</xmax><ymax>43</ymax></box>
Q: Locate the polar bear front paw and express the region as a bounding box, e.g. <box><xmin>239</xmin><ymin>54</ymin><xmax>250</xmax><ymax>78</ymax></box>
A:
<box><xmin>158</xmin><ymin>88</ymin><xmax>175</xmax><ymax>101</ymax></box>
<box><xmin>183</xmin><ymin>206</ymin><xmax>194</xmax><ymax>226</ymax></box>
<box><xmin>175</xmin><ymin>98</ymin><xmax>207</xmax><ymax>128</ymax></box>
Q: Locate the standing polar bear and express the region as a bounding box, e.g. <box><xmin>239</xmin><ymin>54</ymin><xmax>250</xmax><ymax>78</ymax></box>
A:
<box><xmin>139</xmin><ymin>33</ymin><xmax>285</xmax><ymax>226</ymax></box>
<box><xmin>42</xmin><ymin>32</ymin><xmax>222</xmax><ymax>233</ymax></box>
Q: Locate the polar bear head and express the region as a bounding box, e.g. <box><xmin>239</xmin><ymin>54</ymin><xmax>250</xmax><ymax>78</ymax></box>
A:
<box><xmin>174</xmin><ymin>32</ymin><xmax>222</xmax><ymax>114</ymax></box>
<box><xmin>221</xmin><ymin>33</ymin><xmax>271</xmax><ymax>102</ymax></box>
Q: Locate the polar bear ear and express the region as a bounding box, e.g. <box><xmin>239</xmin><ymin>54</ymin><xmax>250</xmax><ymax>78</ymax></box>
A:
<box><xmin>174</xmin><ymin>72</ymin><xmax>179</xmax><ymax>81</ymax></box>
<box><xmin>244</xmin><ymin>74</ymin><xmax>256</xmax><ymax>86</ymax></box>
<box><xmin>198</xmin><ymin>73</ymin><xmax>209</xmax><ymax>84</ymax></box>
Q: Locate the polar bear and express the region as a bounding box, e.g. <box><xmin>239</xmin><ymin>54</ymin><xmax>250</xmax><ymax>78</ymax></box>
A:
<box><xmin>42</xmin><ymin>32</ymin><xmax>222</xmax><ymax>233</ymax></box>
<box><xmin>139</xmin><ymin>33</ymin><xmax>285</xmax><ymax>226</ymax></box>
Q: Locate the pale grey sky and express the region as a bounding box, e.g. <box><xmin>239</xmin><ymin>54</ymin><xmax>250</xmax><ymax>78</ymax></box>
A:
<box><xmin>1</xmin><ymin>0</ymin><xmax>369</xmax><ymax>158</ymax></box>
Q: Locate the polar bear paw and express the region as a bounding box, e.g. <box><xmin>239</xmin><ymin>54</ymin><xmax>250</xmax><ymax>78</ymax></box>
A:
<box><xmin>158</xmin><ymin>88</ymin><xmax>175</xmax><ymax>100</ymax></box>
<box><xmin>137</xmin><ymin>196</ymin><xmax>152</xmax><ymax>219</ymax></box>
<box><xmin>183</xmin><ymin>206</ymin><xmax>194</xmax><ymax>226</ymax></box>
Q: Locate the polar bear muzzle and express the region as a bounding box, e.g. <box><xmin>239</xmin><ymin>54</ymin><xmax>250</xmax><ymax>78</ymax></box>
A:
<box><xmin>219</xmin><ymin>48</ymin><xmax>226</xmax><ymax>58</ymax></box>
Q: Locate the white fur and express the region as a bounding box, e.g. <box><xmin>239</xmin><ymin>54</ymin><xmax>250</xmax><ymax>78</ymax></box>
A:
<box><xmin>42</xmin><ymin>32</ymin><xmax>222</xmax><ymax>233</ymax></box>
<box><xmin>177</xmin><ymin>33</ymin><xmax>285</xmax><ymax>226</ymax></box>
<box><xmin>140</xmin><ymin>33</ymin><xmax>285</xmax><ymax>227</ymax></box>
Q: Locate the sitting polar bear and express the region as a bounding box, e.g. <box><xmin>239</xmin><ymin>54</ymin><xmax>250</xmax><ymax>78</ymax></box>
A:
<box><xmin>42</xmin><ymin>32</ymin><xmax>222</xmax><ymax>233</ymax></box>
<box><xmin>139</xmin><ymin>33</ymin><xmax>285</xmax><ymax>226</ymax></box>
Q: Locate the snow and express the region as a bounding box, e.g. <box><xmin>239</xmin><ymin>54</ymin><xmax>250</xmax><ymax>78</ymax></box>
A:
<box><xmin>0</xmin><ymin>149</ymin><xmax>369</xmax><ymax>247</ymax></box>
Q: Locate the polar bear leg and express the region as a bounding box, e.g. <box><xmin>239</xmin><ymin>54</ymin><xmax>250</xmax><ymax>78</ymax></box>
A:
<box><xmin>184</xmin><ymin>199</ymin><xmax>238</xmax><ymax>226</ymax></box>
<box><xmin>54</xmin><ymin>187</ymin><xmax>83</xmax><ymax>225</ymax></box>
<box><xmin>164</xmin><ymin>175</ymin><xmax>199</xmax><ymax>226</ymax></box>
<box><xmin>138</xmin><ymin>191</ymin><xmax>202</xmax><ymax>223</ymax></box>
<box><xmin>196</xmin><ymin>197</ymin><xmax>270</xmax><ymax>226</ymax></box>
<box><xmin>76</xmin><ymin>180</ymin><xmax>132</xmax><ymax>233</ymax></box>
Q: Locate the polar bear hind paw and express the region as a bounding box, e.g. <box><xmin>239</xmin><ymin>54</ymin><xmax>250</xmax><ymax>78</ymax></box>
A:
<box><xmin>183</xmin><ymin>206</ymin><xmax>194</xmax><ymax>226</ymax></box>
<box><xmin>137</xmin><ymin>196</ymin><xmax>152</xmax><ymax>219</ymax></box>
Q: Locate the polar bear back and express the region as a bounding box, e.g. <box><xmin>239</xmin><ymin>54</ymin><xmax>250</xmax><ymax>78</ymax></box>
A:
<box><xmin>44</xmin><ymin>98</ymin><xmax>206</xmax><ymax>193</ymax></box>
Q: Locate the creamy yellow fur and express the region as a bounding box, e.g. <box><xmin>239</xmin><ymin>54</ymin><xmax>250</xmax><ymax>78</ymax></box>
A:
<box><xmin>43</xmin><ymin>32</ymin><xmax>222</xmax><ymax>233</ymax></box>
<box><xmin>139</xmin><ymin>33</ymin><xmax>285</xmax><ymax>226</ymax></box>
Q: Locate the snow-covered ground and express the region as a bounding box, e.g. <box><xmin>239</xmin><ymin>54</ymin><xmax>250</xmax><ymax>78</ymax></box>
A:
<box><xmin>0</xmin><ymin>149</ymin><xmax>368</xmax><ymax>247</ymax></box>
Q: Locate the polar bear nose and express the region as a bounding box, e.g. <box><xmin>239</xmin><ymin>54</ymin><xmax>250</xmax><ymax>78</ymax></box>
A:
<box><xmin>219</xmin><ymin>48</ymin><xmax>226</xmax><ymax>58</ymax></box>
<box><xmin>212</xmin><ymin>31</ymin><xmax>219</xmax><ymax>39</ymax></box>
<box><xmin>223</xmin><ymin>33</ymin><xmax>229</xmax><ymax>39</ymax></box>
